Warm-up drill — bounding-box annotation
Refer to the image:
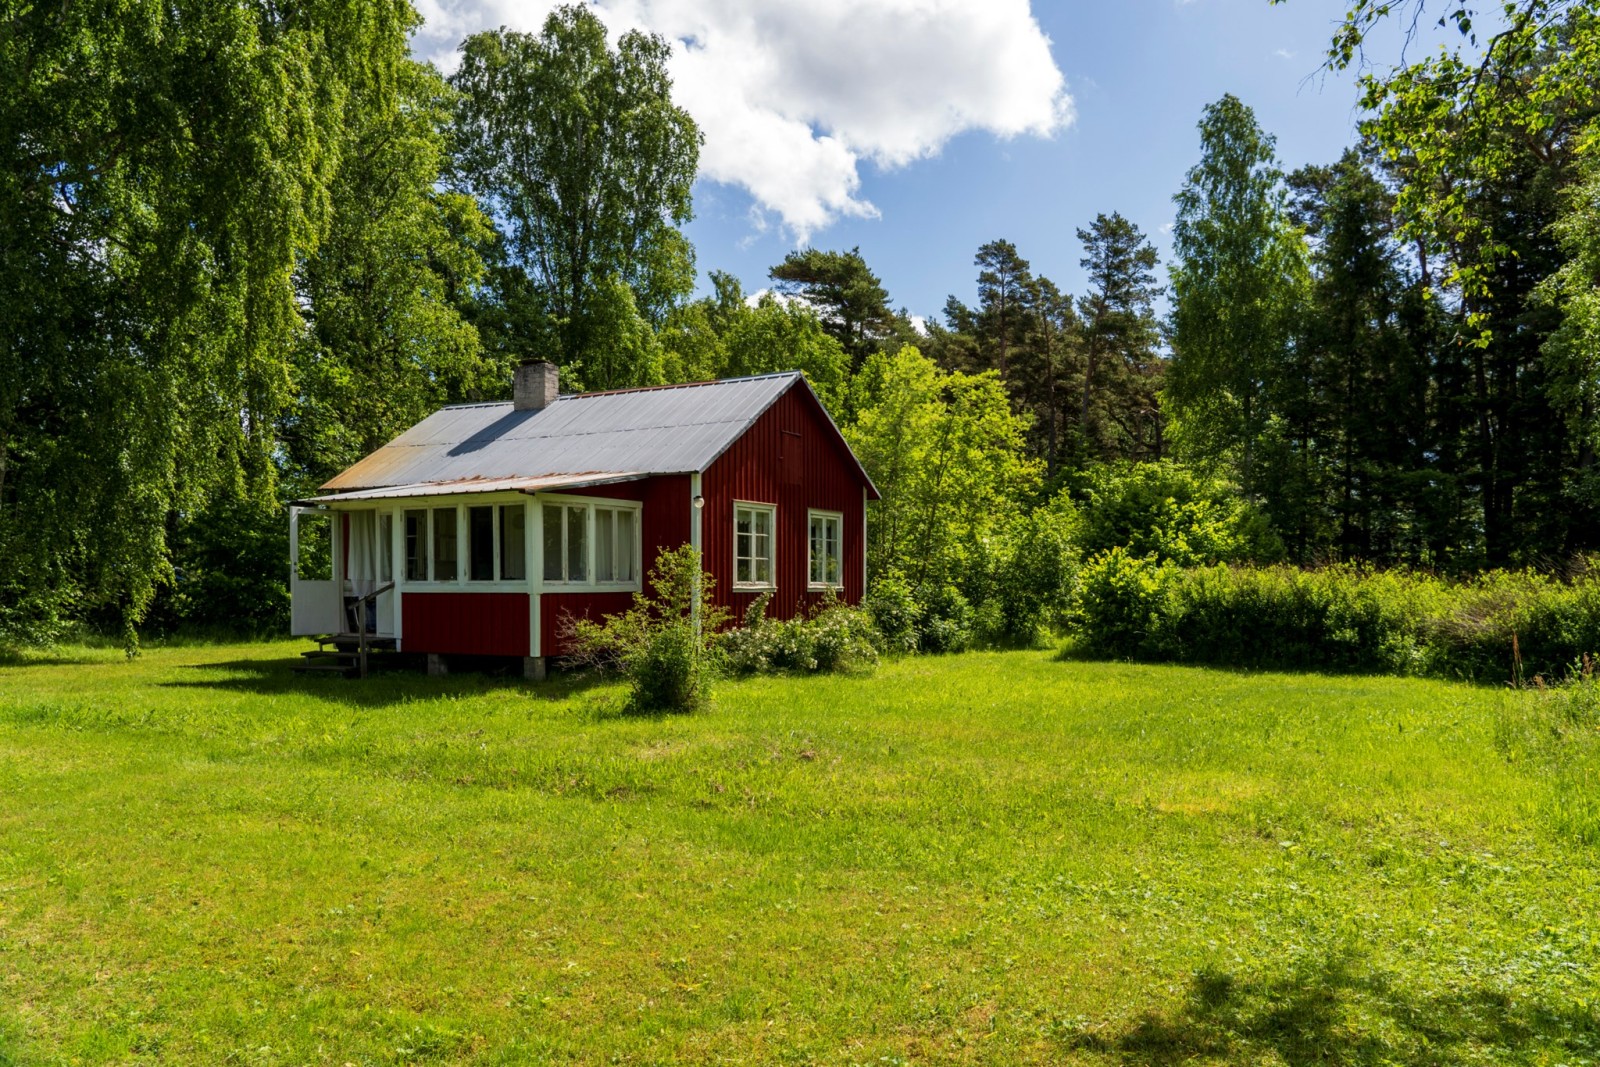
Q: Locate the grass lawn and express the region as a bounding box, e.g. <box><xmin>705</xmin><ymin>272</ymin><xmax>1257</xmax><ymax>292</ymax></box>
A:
<box><xmin>1</xmin><ymin>642</ymin><xmax>1597</xmax><ymax>1065</ymax></box>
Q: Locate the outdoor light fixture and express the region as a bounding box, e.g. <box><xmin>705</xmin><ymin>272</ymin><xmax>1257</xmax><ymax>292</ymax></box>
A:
<box><xmin>693</xmin><ymin>495</ymin><xmax>705</xmax><ymax>509</ymax></box>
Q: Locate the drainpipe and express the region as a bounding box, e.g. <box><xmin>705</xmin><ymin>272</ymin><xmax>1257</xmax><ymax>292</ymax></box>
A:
<box><xmin>690</xmin><ymin>473</ymin><xmax>704</xmax><ymax>636</ymax></box>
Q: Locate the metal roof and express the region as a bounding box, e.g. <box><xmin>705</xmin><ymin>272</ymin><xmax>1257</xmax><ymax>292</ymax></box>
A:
<box><xmin>321</xmin><ymin>372</ymin><xmax>813</xmax><ymax>493</ymax></box>
<box><xmin>290</xmin><ymin>472</ymin><xmax>644</xmax><ymax>507</ymax></box>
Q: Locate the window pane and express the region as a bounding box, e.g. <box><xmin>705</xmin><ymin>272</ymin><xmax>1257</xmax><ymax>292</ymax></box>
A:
<box><xmin>596</xmin><ymin>508</ymin><xmax>615</xmax><ymax>582</ymax></box>
<box><xmin>403</xmin><ymin>510</ymin><xmax>426</xmax><ymax>581</ymax></box>
<box><xmin>543</xmin><ymin>505</ymin><xmax>563</xmax><ymax>581</ymax></box>
<box><xmin>432</xmin><ymin>507</ymin><xmax>457</xmax><ymax>581</ymax></box>
<box><xmin>567</xmin><ymin>505</ymin><xmax>587</xmax><ymax>582</ymax></box>
<box><xmin>296</xmin><ymin>511</ymin><xmax>333</xmax><ymax>581</ymax></box>
<box><xmin>616</xmin><ymin>509</ymin><xmax>636</xmax><ymax>583</ymax></box>
<box><xmin>468</xmin><ymin>506</ymin><xmax>494</xmax><ymax>581</ymax></box>
<box><xmin>500</xmin><ymin>505</ymin><xmax>526</xmax><ymax>581</ymax></box>
<box><xmin>376</xmin><ymin>514</ymin><xmax>393</xmax><ymax>582</ymax></box>
<box><xmin>809</xmin><ymin>516</ymin><xmax>822</xmax><ymax>583</ymax></box>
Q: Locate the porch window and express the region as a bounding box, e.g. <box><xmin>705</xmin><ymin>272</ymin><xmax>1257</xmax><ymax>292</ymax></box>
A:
<box><xmin>543</xmin><ymin>503</ymin><xmax>589</xmax><ymax>583</ymax></box>
<box><xmin>808</xmin><ymin>510</ymin><xmax>843</xmax><ymax>589</ymax></box>
<box><xmin>595</xmin><ymin>505</ymin><xmax>638</xmax><ymax>584</ymax></box>
<box><xmin>500</xmin><ymin>504</ymin><xmax>527</xmax><ymax>581</ymax></box>
<box><xmin>734</xmin><ymin>502</ymin><xmax>775</xmax><ymax>588</ymax></box>
<box><xmin>432</xmin><ymin>506</ymin><xmax>458</xmax><ymax>581</ymax></box>
<box><xmin>467</xmin><ymin>506</ymin><xmax>495</xmax><ymax>581</ymax></box>
<box><xmin>403</xmin><ymin>509</ymin><xmax>426</xmax><ymax>581</ymax></box>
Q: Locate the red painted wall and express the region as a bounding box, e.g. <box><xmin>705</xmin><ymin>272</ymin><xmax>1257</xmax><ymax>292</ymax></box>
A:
<box><xmin>402</xmin><ymin>592</ymin><xmax>529</xmax><ymax>657</ymax></box>
<box><xmin>702</xmin><ymin>386</ymin><xmax>866</xmax><ymax>620</ymax></box>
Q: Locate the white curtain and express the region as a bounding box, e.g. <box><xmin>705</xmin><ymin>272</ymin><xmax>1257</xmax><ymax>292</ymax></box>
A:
<box><xmin>346</xmin><ymin>511</ymin><xmax>376</xmax><ymax>596</ymax></box>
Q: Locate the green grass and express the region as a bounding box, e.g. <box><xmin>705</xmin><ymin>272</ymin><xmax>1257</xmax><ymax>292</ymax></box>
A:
<box><xmin>1</xmin><ymin>642</ymin><xmax>1597</xmax><ymax>1065</ymax></box>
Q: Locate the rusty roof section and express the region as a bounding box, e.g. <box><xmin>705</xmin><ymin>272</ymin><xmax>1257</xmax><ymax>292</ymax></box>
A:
<box><xmin>321</xmin><ymin>372</ymin><xmax>826</xmax><ymax>493</ymax></box>
<box><xmin>291</xmin><ymin>473</ymin><xmax>645</xmax><ymax>507</ymax></box>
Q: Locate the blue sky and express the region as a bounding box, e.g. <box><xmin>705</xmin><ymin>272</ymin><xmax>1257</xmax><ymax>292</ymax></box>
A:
<box><xmin>682</xmin><ymin>0</ymin><xmax>1424</xmax><ymax>320</ymax></box>
<box><xmin>412</xmin><ymin>0</ymin><xmax>1469</xmax><ymax>323</ymax></box>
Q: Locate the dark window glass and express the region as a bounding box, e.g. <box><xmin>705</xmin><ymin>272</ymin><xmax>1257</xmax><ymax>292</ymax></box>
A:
<box><xmin>404</xmin><ymin>510</ymin><xmax>426</xmax><ymax>581</ymax></box>
<box><xmin>433</xmin><ymin>507</ymin><xmax>457</xmax><ymax>581</ymax></box>
<box><xmin>468</xmin><ymin>506</ymin><xmax>494</xmax><ymax>581</ymax></box>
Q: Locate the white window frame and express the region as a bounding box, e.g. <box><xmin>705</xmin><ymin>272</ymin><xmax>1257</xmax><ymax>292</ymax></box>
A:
<box><xmin>393</xmin><ymin>495</ymin><xmax>533</xmax><ymax>592</ymax></box>
<box><xmin>539</xmin><ymin>494</ymin><xmax>643</xmax><ymax>591</ymax></box>
<box><xmin>593</xmin><ymin>503</ymin><xmax>640</xmax><ymax>586</ymax></box>
<box><xmin>807</xmin><ymin>509</ymin><xmax>844</xmax><ymax>590</ymax></box>
<box><xmin>733</xmin><ymin>501</ymin><xmax>777</xmax><ymax>591</ymax></box>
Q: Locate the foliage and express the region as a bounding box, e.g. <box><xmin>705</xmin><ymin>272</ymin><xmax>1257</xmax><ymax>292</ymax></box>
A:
<box><xmin>768</xmin><ymin>247</ymin><xmax>898</xmax><ymax>374</ymax></box>
<box><xmin>846</xmin><ymin>345</ymin><xmax>1040</xmax><ymax>591</ymax></box>
<box><xmin>284</xmin><ymin>58</ymin><xmax>494</xmax><ymax>483</ymax></box>
<box><xmin>449</xmin><ymin>5</ymin><xmax>700</xmax><ymax>388</ymax></box>
<box><xmin>1072</xmin><ymin>557</ymin><xmax>1600</xmax><ymax>683</ymax></box>
<box><xmin>1075</xmin><ymin>213</ymin><xmax>1165</xmax><ymax>462</ymax></box>
<box><xmin>979</xmin><ymin>504</ymin><xmax>1078</xmax><ymax>647</ymax></box>
<box><xmin>562</xmin><ymin>546</ymin><xmax>726</xmax><ymax>713</ymax></box>
<box><xmin>718</xmin><ymin>591</ymin><xmax>879</xmax><ymax>676</ymax></box>
<box><xmin>1077</xmin><ymin>460</ymin><xmax>1282</xmax><ymax>566</ymax></box>
<box><xmin>0</xmin><ymin>0</ymin><xmax>416</xmax><ymax>643</ymax></box>
<box><xmin>1076</xmin><ymin>548</ymin><xmax>1179</xmax><ymax>659</ymax></box>
<box><xmin>863</xmin><ymin>573</ymin><xmax>921</xmax><ymax>653</ymax></box>
<box><xmin>1166</xmin><ymin>94</ymin><xmax>1312</xmax><ymax>497</ymax></box>
<box><xmin>915</xmin><ymin>584</ymin><xmax>975</xmax><ymax>654</ymax></box>
<box><xmin>1289</xmin><ymin>0</ymin><xmax>1600</xmax><ymax>321</ymax></box>
<box><xmin>144</xmin><ymin>496</ymin><xmax>292</xmax><ymax>637</ymax></box>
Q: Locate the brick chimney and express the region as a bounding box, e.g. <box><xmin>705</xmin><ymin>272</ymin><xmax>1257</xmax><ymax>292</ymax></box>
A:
<box><xmin>514</xmin><ymin>360</ymin><xmax>558</xmax><ymax>412</ymax></box>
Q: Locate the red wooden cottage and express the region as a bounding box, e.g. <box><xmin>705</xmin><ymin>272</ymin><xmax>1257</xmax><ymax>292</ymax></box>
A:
<box><xmin>289</xmin><ymin>363</ymin><xmax>879</xmax><ymax>676</ymax></box>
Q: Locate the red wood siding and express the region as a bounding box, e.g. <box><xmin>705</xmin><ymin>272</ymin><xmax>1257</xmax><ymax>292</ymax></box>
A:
<box><xmin>402</xmin><ymin>592</ymin><xmax>529</xmax><ymax>657</ymax></box>
<box><xmin>702</xmin><ymin>386</ymin><xmax>866</xmax><ymax>620</ymax></box>
<box><xmin>541</xmin><ymin>591</ymin><xmax>635</xmax><ymax>656</ymax></box>
<box><xmin>538</xmin><ymin>475</ymin><xmax>690</xmax><ymax>657</ymax></box>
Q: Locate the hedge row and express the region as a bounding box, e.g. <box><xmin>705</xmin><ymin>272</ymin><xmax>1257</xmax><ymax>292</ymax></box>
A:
<box><xmin>1076</xmin><ymin>549</ymin><xmax>1600</xmax><ymax>683</ymax></box>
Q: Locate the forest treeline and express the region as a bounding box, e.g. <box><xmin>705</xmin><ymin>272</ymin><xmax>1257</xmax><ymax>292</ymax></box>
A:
<box><xmin>2</xmin><ymin>0</ymin><xmax>1599</xmax><ymax>645</ymax></box>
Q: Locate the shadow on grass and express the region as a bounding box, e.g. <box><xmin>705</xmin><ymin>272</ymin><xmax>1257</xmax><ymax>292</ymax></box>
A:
<box><xmin>1066</xmin><ymin>953</ymin><xmax>1599</xmax><ymax>1066</ymax></box>
<box><xmin>158</xmin><ymin>653</ymin><xmax>619</xmax><ymax>709</ymax></box>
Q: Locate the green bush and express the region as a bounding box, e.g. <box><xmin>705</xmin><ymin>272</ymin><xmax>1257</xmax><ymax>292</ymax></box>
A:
<box><xmin>564</xmin><ymin>546</ymin><xmax>728</xmax><ymax>712</ymax></box>
<box><xmin>720</xmin><ymin>591</ymin><xmax>878</xmax><ymax>675</ymax></box>
<box><xmin>1076</xmin><ymin>548</ymin><xmax>1176</xmax><ymax>658</ymax></box>
<box><xmin>917</xmin><ymin>584</ymin><xmax>974</xmax><ymax>654</ymax></box>
<box><xmin>981</xmin><ymin>507</ymin><xmax>1077</xmax><ymax>647</ymax></box>
<box><xmin>864</xmin><ymin>573</ymin><xmax>920</xmax><ymax>654</ymax></box>
<box><xmin>1072</xmin><ymin>559</ymin><xmax>1600</xmax><ymax>684</ymax></box>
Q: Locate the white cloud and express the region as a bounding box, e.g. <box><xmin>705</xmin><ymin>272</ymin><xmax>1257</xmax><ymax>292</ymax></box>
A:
<box><xmin>1274</xmin><ymin>47</ymin><xmax>1296</xmax><ymax>59</ymax></box>
<box><xmin>411</xmin><ymin>0</ymin><xmax>1073</xmax><ymax>239</ymax></box>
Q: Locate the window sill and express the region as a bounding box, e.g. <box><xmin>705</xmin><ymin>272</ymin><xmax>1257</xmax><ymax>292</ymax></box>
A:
<box><xmin>807</xmin><ymin>583</ymin><xmax>844</xmax><ymax>592</ymax></box>
<box><xmin>733</xmin><ymin>583</ymin><xmax>777</xmax><ymax>592</ymax></box>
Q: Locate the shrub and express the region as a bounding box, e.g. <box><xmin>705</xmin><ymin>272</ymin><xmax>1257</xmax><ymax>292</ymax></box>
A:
<box><xmin>864</xmin><ymin>573</ymin><xmax>920</xmax><ymax>653</ymax></box>
<box><xmin>1076</xmin><ymin>548</ymin><xmax>1176</xmax><ymax>658</ymax></box>
<box><xmin>719</xmin><ymin>591</ymin><xmax>878</xmax><ymax>675</ymax></box>
<box><xmin>981</xmin><ymin>506</ymin><xmax>1077</xmax><ymax>647</ymax></box>
<box><xmin>564</xmin><ymin>546</ymin><xmax>728</xmax><ymax>713</ymax></box>
<box><xmin>1071</xmin><ymin>560</ymin><xmax>1600</xmax><ymax>684</ymax></box>
<box><xmin>917</xmin><ymin>584</ymin><xmax>974</xmax><ymax>654</ymax></box>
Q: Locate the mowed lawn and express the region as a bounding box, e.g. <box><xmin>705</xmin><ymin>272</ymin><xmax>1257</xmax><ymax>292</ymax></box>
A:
<box><xmin>1</xmin><ymin>644</ymin><xmax>1597</xmax><ymax>1065</ymax></box>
